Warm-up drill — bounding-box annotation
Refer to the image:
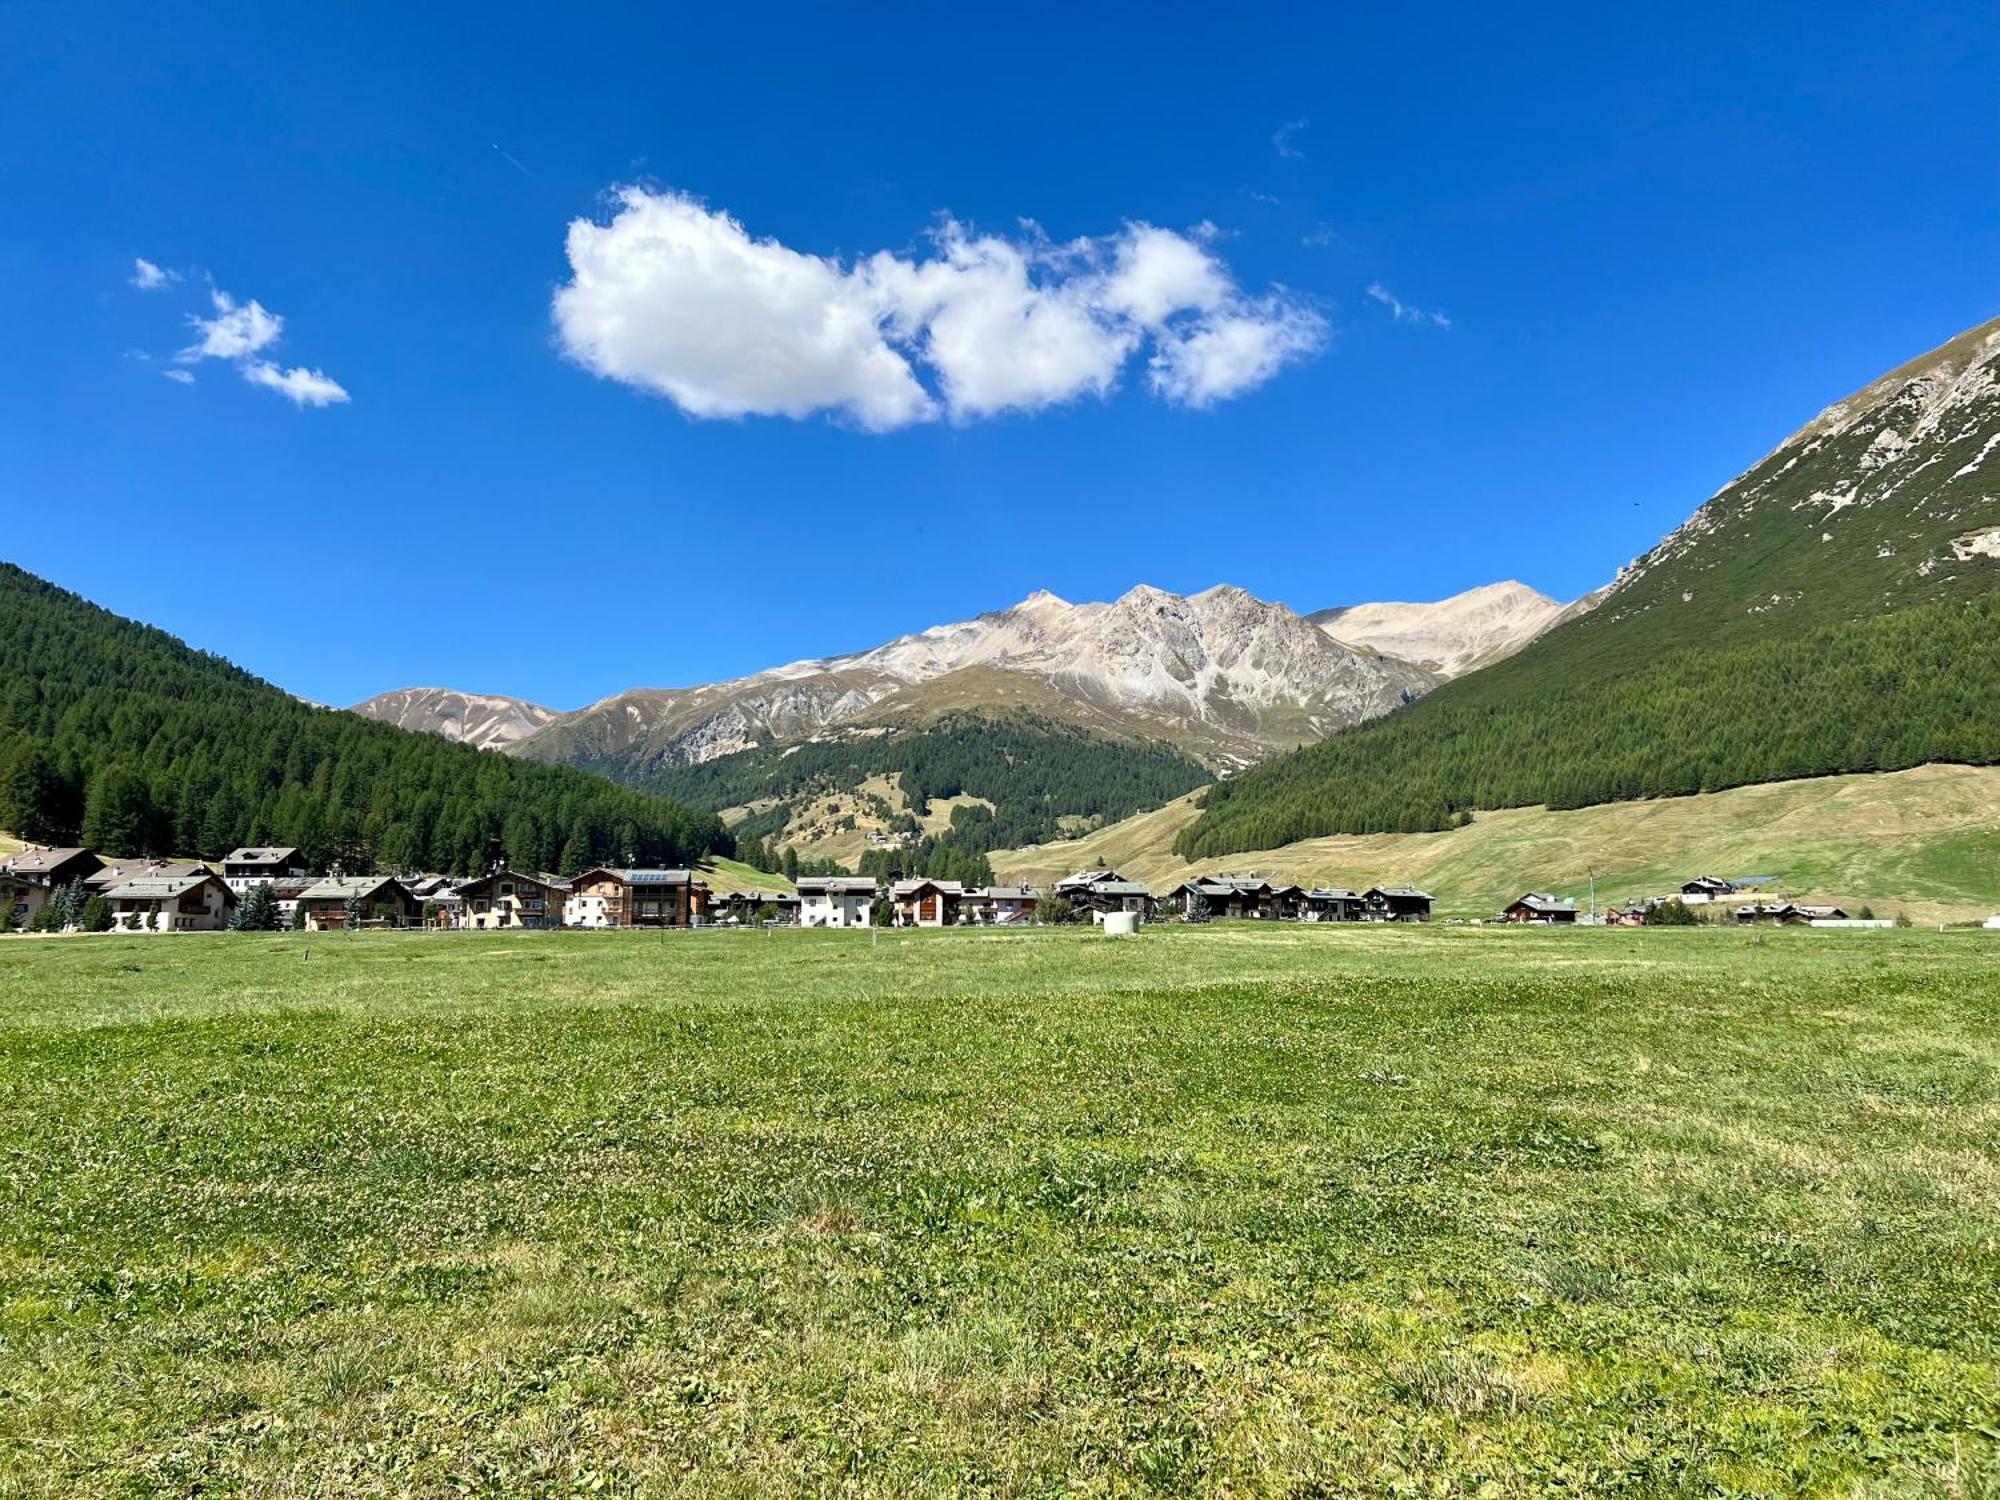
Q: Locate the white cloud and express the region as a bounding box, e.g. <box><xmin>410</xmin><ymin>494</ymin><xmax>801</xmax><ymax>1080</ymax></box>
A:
<box><xmin>1149</xmin><ymin>299</ymin><xmax>1328</xmax><ymax>407</ymax></box>
<box><xmin>169</xmin><ymin>283</ymin><xmax>349</xmax><ymax>406</ymax></box>
<box><xmin>1366</xmin><ymin>282</ymin><xmax>1451</xmax><ymax>330</ymax></box>
<box><xmin>181</xmin><ymin>289</ymin><xmax>284</xmax><ymax>361</ymax></box>
<box><xmin>161</xmin><ymin>368</ymin><xmax>195</xmax><ymax>385</ymax></box>
<box><xmin>242</xmin><ymin>360</ymin><xmax>349</xmax><ymax>407</ymax></box>
<box><xmin>1273</xmin><ymin>118</ymin><xmax>1310</xmax><ymax>160</ymax></box>
<box><xmin>131</xmin><ymin>257</ymin><xmax>178</xmax><ymax>291</ymax></box>
<box><xmin>553</xmin><ymin>188</ymin><xmax>1324</xmax><ymax>429</ymax></box>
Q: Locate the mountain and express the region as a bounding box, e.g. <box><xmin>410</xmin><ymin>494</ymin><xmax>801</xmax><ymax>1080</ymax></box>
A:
<box><xmin>504</xmin><ymin>583</ymin><xmax>1441</xmax><ymax>780</ymax></box>
<box><xmin>347</xmin><ymin>687</ymin><xmax>558</xmax><ymax>751</ymax></box>
<box><xmin>1310</xmin><ymin>580</ymin><xmax>1598</xmax><ymax>678</ymax></box>
<box><xmin>1176</xmin><ymin>315</ymin><xmax>2000</xmax><ymax>859</ymax></box>
<box><xmin>0</xmin><ymin>564</ymin><xmax>728</xmax><ymax>875</ymax></box>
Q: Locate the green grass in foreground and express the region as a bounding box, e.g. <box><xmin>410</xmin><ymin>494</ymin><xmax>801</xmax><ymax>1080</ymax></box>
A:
<box><xmin>2</xmin><ymin>925</ymin><xmax>1997</xmax><ymax>1495</ymax></box>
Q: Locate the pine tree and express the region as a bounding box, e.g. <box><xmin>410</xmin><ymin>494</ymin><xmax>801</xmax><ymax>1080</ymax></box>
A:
<box><xmin>79</xmin><ymin>895</ymin><xmax>113</xmax><ymax>932</ymax></box>
<box><xmin>232</xmin><ymin>882</ymin><xmax>280</xmax><ymax>931</ymax></box>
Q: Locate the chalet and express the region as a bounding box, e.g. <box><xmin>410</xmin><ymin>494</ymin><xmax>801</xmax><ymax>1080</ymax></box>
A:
<box><xmin>1164</xmin><ymin>876</ymin><xmax>1264</xmax><ymax>920</ymax></box>
<box><xmin>1</xmin><ymin>847</ymin><xmax>105</xmax><ymax>888</ymax></box>
<box><xmin>1</xmin><ymin>872</ymin><xmax>46</xmax><ymax>928</ymax></box>
<box><xmin>1055</xmin><ymin>869</ymin><xmax>1128</xmax><ymax>899</ymax></box>
<box><xmin>891</xmin><ymin>878</ymin><xmax>963</xmax><ymax>927</ymax></box>
<box><xmin>266</xmin><ymin>877</ymin><xmax>316</xmax><ymax>927</ymax></box>
<box><xmin>798</xmin><ymin>876</ymin><xmax>879</xmax><ymax>928</ymax></box>
<box><xmin>564</xmin><ymin>868</ymin><xmax>710</xmax><ymax>928</ymax></box>
<box><xmin>453</xmin><ymin>870</ymin><xmax>569</xmax><ymax>930</ymax></box>
<box><xmin>221</xmin><ymin>846</ymin><xmax>308</xmax><ymax>892</ymax></box>
<box><xmin>710</xmin><ymin>888</ymin><xmax>802</xmax><ymax>925</ymax></box>
<box><xmin>296</xmin><ymin>875</ymin><xmax>422</xmax><ymax>930</ymax></box>
<box><xmin>101</xmin><ymin>872</ymin><xmax>236</xmax><ymax>932</ymax></box>
<box><xmin>964</xmin><ymin>884</ymin><xmax>1040</xmax><ymax>925</ymax></box>
<box><xmin>1070</xmin><ymin>878</ymin><xmax>1154</xmax><ymax>923</ymax></box>
<box><xmin>1501</xmin><ymin>892</ymin><xmax>1579</xmax><ymax>924</ymax></box>
<box><xmin>1264</xmin><ymin>883</ymin><xmax>1307</xmax><ymax>921</ymax></box>
<box><xmin>1303</xmin><ymin>888</ymin><xmax>1365</xmax><ymax>922</ymax></box>
<box><xmin>1679</xmin><ymin>876</ymin><xmax>1737</xmax><ymax>904</ymax></box>
<box><xmin>1603</xmin><ymin>904</ymin><xmax>1649</xmax><ymax>927</ymax></box>
<box><xmin>1734</xmin><ymin>902</ymin><xmax>1847</xmax><ymax>926</ymax></box>
<box><xmin>1364</xmin><ymin>885</ymin><xmax>1433</xmax><ymax>922</ymax></box>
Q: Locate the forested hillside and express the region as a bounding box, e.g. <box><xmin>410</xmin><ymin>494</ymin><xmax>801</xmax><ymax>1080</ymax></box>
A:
<box><xmin>0</xmin><ymin>565</ymin><xmax>727</xmax><ymax>874</ymax></box>
<box><xmin>641</xmin><ymin>712</ymin><xmax>1211</xmax><ymax>853</ymax></box>
<box><xmin>1178</xmin><ymin>317</ymin><xmax>2000</xmax><ymax>859</ymax></box>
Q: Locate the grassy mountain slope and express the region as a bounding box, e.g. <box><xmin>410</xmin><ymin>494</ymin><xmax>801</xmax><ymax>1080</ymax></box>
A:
<box><xmin>1179</xmin><ymin>317</ymin><xmax>2000</xmax><ymax>859</ymax></box>
<box><xmin>0</xmin><ymin>564</ymin><xmax>727</xmax><ymax>875</ymax></box>
<box><xmin>994</xmin><ymin>762</ymin><xmax>2000</xmax><ymax>924</ymax></box>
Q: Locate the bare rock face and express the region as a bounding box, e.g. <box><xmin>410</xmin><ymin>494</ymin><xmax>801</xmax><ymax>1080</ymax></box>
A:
<box><xmin>444</xmin><ymin>583</ymin><xmax>1441</xmax><ymax>777</ymax></box>
<box><xmin>348</xmin><ymin>687</ymin><xmax>559</xmax><ymax>751</ymax></box>
<box><xmin>1309</xmin><ymin>580</ymin><xmax>1596</xmax><ymax>678</ymax></box>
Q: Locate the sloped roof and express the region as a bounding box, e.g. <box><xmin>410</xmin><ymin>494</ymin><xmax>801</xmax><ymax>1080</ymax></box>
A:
<box><xmin>1307</xmin><ymin>888</ymin><xmax>1362</xmax><ymax>900</ymax></box>
<box><xmin>101</xmin><ymin>874</ymin><xmax>226</xmax><ymax>901</ymax></box>
<box><xmin>1508</xmin><ymin>892</ymin><xmax>1577</xmax><ymax>913</ymax></box>
<box><xmin>797</xmin><ymin>876</ymin><xmax>879</xmax><ymax>895</ymax></box>
<box><xmin>3</xmin><ymin>848</ymin><xmax>97</xmax><ymax>876</ymax></box>
<box><xmin>892</xmin><ymin>879</ymin><xmax>964</xmax><ymax>897</ymax></box>
<box><xmin>222</xmin><ymin>846</ymin><xmax>301</xmax><ymax>865</ymax></box>
<box><xmin>300</xmin><ymin>875</ymin><xmax>406</xmax><ymax>900</ymax></box>
<box><xmin>1367</xmin><ymin>885</ymin><xmax>1433</xmax><ymax>900</ymax></box>
<box><xmin>576</xmin><ymin>867</ymin><xmax>703</xmax><ymax>887</ymax></box>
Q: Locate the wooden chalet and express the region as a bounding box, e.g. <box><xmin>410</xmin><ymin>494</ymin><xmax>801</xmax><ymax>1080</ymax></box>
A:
<box><xmin>1501</xmin><ymin>892</ymin><xmax>1579</xmax><ymax>924</ymax></box>
<box><xmin>296</xmin><ymin>875</ymin><xmax>422</xmax><ymax>930</ymax></box>
<box><xmin>1363</xmin><ymin>885</ymin><xmax>1433</xmax><ymax>922</ymax></box>
<box><xmin>891</xmin><ymin>878</ymin><xmax>963</xmax><ymax>927</ymax></box>
<box><xmin>1734</xmin><ymin>902</ymin><xmax>1848</xmax><ymax>926</ymax></box>
<box><xmin>564</xmin><ymin>868</ymin><xmax>711</xmax><ymax>928</ymax></box>
<box><xmin>453</xmin><ymin>870</ymin><xmax>570</xmax><ymax>930</ymax></box>
<box><xmin>1303</xmin><ymin>887</ymin><xmax>1365</xmax><ymax>922</ymax></box>
<box><xmin>964</xmin><ymin>884</ymin><xmax>1040</xmax><ymax>925</ymax></box>
<box><xmin>1679</xmin><ymin>876</ymin><xmax>1737</xmax><ymax>903</ymax></box>
<box><xmin>101</xmin><ymin>872</ymin><xmax>236</xmax><ymax>932</ymax></box>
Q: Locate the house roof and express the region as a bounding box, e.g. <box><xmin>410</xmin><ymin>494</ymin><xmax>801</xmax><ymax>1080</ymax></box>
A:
<box><xmin>892</xmin><ymin>879</ymin><xmax>964</xmax><ymax>897</ymax></box>
<box><xmin>2</xmin><ymin>848</ymin><xmax>98</xmax><ymax>876</ymax></box>
<box><xmin>797</xmin><ymin>876</ymin><xmax>879</xmax><ymax>895</ymax></box>
<box><xmin>970</xmin><ymin>885</ymin><xmax>1041</xmax><ymax>899</ymax></box>
<box><xmin>1056</xmin><ymin>869</ymin><xmax>1124</xmax><ymax>889</ymax></box>
<box><xmin>576</xmin><ymin>867</ymin><xmax>704</xmax><ymax>887</ymax></box>
<box><xmin>300</xmin><ymin>875</ymin><xmax>406</xmax><ymax>900</ymax></box>
<box><xmin>1508</xmin><ymin>892</ymin><xmax>1577</xmax><ymax>913</ymax></box>
<box><xmin>453</xmin><ymin>870</ymin><xmax>569</xmax><ymax>897</ymax></box>
<box><xmin>101</xmin><ymin>874</ymin><xmax>227</xmax><ymax>901</ymax></box>
<box><xmin>1082</xmin><ymin>880</ymin><xmax>1151</xmax><ymax>897</ymax></box>
<box><xmin>1366</xmin><ymin>885</ymin><xmax>1433</xmax><ymax>900</ymax></box>
<box><xmin>86</xmin><ymin>860</ymin><xmax>210</xmax><ymax>887</ymax></box>
<box><xmin>1307</xmin><ymin>888</ymin><xmax>1362</xmax><ymax>900</ymax></box>
<box><xmin>222</xmin><ymin>846</ymin><xmax>301</xmax><ymax>865</ymax></box>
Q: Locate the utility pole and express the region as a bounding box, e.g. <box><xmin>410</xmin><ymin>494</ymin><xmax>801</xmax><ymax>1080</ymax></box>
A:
<box><xmin>1588</xmin><ymin>867</ymin><xmax>1597</xmax><ymax>925</ymax></box>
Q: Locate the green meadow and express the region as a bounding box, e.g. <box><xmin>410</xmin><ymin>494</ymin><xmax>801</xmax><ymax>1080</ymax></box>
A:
<box><xmin>2</xmin><ymin>924</ymin><xmax>1997</xmax><ymax>1495</ymax></box>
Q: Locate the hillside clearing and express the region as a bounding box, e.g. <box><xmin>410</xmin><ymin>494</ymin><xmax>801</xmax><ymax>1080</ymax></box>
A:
<box><xmin>1</xmin><ymin>925</ymin><xmax>1997</xmax><ymax>1493</ymax></box>
<box><xmin>994</xmin><ymin>762</ymin><xmax>2000</xmax><ymax>923</ymax></box>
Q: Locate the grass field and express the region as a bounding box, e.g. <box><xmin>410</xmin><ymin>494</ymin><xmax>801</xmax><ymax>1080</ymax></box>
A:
<box><xmin>994</xmin><ymin>763</ymin><xmax>2000</xmax><ymax>925</ymax></box>
<box><xmin>2</xmin><ymin>925</ymin><xmax>1997</xmax><ymax>1494</ymax></box>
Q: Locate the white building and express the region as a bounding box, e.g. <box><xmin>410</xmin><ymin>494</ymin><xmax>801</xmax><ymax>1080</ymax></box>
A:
<box><xmin>798</xmin><ymin>876</ymin><xmax>878</xmax><ymax>928</ymax></box>
<box><xmin>220</xmin><ymin>847</ymin><xmax>309</xmax><ymax>893</ymax></box>
<box><xmin>101</xmin><ymin>873</ymin><xmax>237</xmax><ymax>932</ymax></box>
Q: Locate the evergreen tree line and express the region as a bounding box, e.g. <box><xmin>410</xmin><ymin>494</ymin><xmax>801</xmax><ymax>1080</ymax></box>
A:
<box><xmin>0</xmin><ymin>565</ymin><xmax>729</xmax><ymax>874</ymax></box>
<box><xmin>854</xmin><ymin>836</ymin><xmax>996</xmax><ymax>889</ymax></box>
<box><xmin>641</xmin><ymin>712</ymin><xmax>1210</xmax><ymax>853</ymax></box>
<box><xmin>1176</xmin><ymin>594</ymin><xmax>2000</xmax><ymax>860</ymax></box>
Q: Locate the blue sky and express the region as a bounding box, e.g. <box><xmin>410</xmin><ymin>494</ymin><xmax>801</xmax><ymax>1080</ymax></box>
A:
<box><xmin>3</xmin><ymin>1</ymin><xmax>1995</xmax><ymax>709</ymax></box>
